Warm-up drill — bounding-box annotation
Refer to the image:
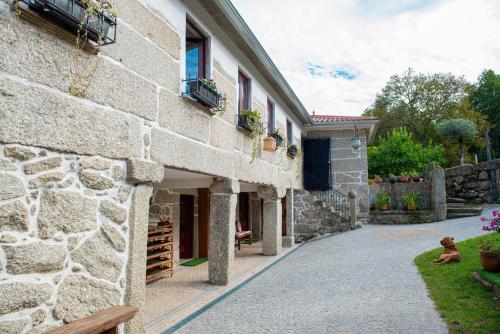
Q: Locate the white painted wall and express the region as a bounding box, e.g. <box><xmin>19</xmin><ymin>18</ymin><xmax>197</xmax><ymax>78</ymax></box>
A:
<box><xmin>143</xmin><ymin>0</ymin><xmax>305</xmax><ymax>144</ymax></box>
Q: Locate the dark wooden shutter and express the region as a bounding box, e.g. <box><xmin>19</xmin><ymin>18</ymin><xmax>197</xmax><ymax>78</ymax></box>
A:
<box><xmin>303</xmin><ymin>138</ymin><xmax>331</xmax><ymax>190</ymax></box>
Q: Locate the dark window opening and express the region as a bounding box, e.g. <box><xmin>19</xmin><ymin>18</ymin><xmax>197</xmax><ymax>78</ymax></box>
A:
<box><xmin>238</xmin><ymin>71</ymin><xmax>250</xmax><ymax>114</ymax></box>
<box><xmin>286</xmin><ymin>119</ymin><xmax>293</xmax><ymax>145</ymax></box>
<box><xmin>186</xmin><ymin>20</ymin><xmax>207</xmax><ymax>82</ymax></box>
<box><xmin>267</xmin><ymin>99</ymin><xmax>275</xmax><ymax>134</ymax></box>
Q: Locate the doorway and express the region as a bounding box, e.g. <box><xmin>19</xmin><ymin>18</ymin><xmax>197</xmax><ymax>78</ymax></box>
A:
<box><xmin>281</xmin><ymin>197</ymin><xmax>287</xmax><ymax>236</ymax></box>
<box><xmin>239</xmin><ymin>193</ymin><xmax>250</xmax><ymax>231</ymax></box>
<box><xmin>179</xmin><ymin>195</ymin><xmax>194</xmax><ymax>259</ymax></box>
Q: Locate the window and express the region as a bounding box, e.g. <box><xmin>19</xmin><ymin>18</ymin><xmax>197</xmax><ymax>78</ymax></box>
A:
<box><xmin>238</xmin><ymin>71</ymin><xmax>250</xmax><ymax>114</ymax></box>
<box><xmin>267</xmin><ymin>99</ymin><xmax>275</xmax><ymax>134</ymax></box>
<box><xmin>286</xmin><ymin>119</ymin><xmax>293</xmax><ymax>145</ymax></box>
<box><xmin>186</xmin><ymin>20</ymin><xmax>207</xmax><ymax>81</ymax></box>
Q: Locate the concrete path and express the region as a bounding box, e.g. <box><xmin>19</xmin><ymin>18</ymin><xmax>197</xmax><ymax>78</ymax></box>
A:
<box><xmin>173</xmin><ymin>206</ymin><xmax>498</xmax><ymax>334</ymax></box>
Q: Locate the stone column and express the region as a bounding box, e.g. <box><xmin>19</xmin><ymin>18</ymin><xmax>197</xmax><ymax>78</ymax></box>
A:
<box><xmin>283</xmin><ymin>188</ymin><xmax>294</xmax><ymax>247</ymax></box>
<box><xmin>124</xmin><ymin>159</ymin><xmax>164</xmax><ymax>334</ymax></box>
<box><xmin>250</xmin><ymin>192</ymin><xmax>262</xmax><ymax>241</ymax></box>
<box><xmin>430</xmin><ymin>163</ymin><xmax>447</xmax><ymax>221</ymax></box>
<box><xmin>209</xmin><ymin>178</ymin><xmax>239</xmax><ymax>285</ymax></box>
<box><xmin>258</xmin><ymin>185</ymin><xmax>285</xmax><ymax>256</ymax></box>
<box><xmin>348</xmin><ymin>190</ymin><xmax>358</xmax><ymax>229</ymax></box>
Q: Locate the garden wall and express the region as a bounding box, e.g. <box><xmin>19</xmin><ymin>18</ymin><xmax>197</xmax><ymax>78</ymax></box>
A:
<box><xmin>445</xmin><ymin>160</ymin><xmax>500</xmax><ymax>203</ymax></box>
<box><xmin>369</xmin><ymin>179</ymin><xmax>432</xmax><ymax>210</ymax></box>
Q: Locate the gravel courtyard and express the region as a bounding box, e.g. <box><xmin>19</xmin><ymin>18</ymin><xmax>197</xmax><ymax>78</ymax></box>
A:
<box><xmin>170</xmin><ymin>206</ymin><xmax>498</xmax><ymax>334</ymax></box>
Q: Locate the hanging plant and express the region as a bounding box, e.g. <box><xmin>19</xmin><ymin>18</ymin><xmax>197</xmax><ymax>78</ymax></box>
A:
<box><xmin>240</xmin><ymin>109</ymin><xmax>264</xmax><ymax>162</ymax></box>
<box><xmin>269</xmin><ymin>128</ymin><xmax>285</xmax><ymax>147</ymax></box>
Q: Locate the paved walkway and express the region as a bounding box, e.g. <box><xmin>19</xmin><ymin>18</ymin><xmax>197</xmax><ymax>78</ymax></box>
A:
<box><xmin>172</xmin><ymin>206</ymin><xmax>498</xmax><ymax>334</ymax></box>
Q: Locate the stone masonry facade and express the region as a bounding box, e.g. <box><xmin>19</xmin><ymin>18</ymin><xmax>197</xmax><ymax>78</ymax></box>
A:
<box><xmin>0</xmin><ymin>144</ymin><xmax>131</xmax><ymax>333</ymax></box>
<box><xmin>445</xmin><ymin>161</ymin><xmax>500</xmax><ymax>203</ymax></box>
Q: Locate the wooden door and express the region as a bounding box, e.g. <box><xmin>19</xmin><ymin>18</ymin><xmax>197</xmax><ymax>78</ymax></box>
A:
<box><xmin>303</xmin><ymin>138</ymin><xmax>331</xmax><ymax>190</ymax></box>
<box><xmin>281</xmin><ymin>197</ymin><xmax>287</xmax><ymax>236</ymax></box>
<box><xmin>239</xmin><ymin>193</ymin><xmax>249</xmax><ymax>231</ymax></box>
<box><xmin>179</xmin><ymin>195</ymin><xmax>194</xmax><ymax>259</ymax></box>
<box><xmin>198</xmin><ymin>189</ymin><xmax>210</xmax><ymax>258</ymax></box>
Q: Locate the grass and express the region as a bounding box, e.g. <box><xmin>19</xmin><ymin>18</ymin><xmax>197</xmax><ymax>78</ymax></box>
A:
<box><xmin>180</xmin><ymin>258</ymin><xmax>208</xmax><ymax>267</ymax></box>
<box><xmin>479</xmin><ymin>269</ymin><xmax>500</xmax><ymax>286</ymax></box>
<box><xmin>415</xmin><ymin>233</ymin><xmax>500</xmax><ymax>334</ymax></box>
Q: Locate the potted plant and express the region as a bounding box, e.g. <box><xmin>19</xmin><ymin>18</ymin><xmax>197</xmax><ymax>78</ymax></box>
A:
<box><xmin>402</xmin><ymin>192</ymin><xmax>419</xmax><ymax>211</ymax></box>
<box><xmin>263</xmin><ymin>136</ymin><xmax>277</xmax><ymax>152</ymax></box>
<box><xmin>400</xmin><ymin>174</ymin><xmax>409</xmax><ymax>183</ymax></box>
<box><xmin>389</xmin><ymin>174</ymin><xmax>397</xmax><ymax>184</ymax></box>
<box><xmin>188</xmin><ymin>78</ymin><xmax>222</xmax><ymax>109</ymax></box>
<box><xmin>377</xmin><ymin>193</ymin><xmax>391</xmax><ymax>210</ymax></box>
<box><xmin>239</xmin><ymin>109</ymin><xmax>264</xmax><ymax>162</ymax></box>
<box><xmin>419</xmin><ymin>173</ymin><xmax>425</xmax><ymax>182</ymax></box>
<box><xmin>374</xmin><ymin>175</ymin><xmax>382</xmax><ymax>183</ymax></box>
<box><xmin>269</xmin><ymin>128</ymin><xmax>285</xmax><ymax>147</ymax></box>
<box><xmin>409</xmin><ymin>171</ymin><xmax>420</xmax><ymax>182</ymax></box>
<box><xmin>480</xmin><ymin>210</ymin><xmax>500</xmax><ymax>272</ymax></box>
<box><xmin>287</xmin><ymin>144</ymin><xmax>298</xmax><ymax>158</ymax></box>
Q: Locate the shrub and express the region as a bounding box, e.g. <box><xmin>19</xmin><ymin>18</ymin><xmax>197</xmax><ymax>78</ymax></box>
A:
<box><xmin>368</xmin><ymin>128</ymin><xmax>445</xmax><ymax>177</ymax></box>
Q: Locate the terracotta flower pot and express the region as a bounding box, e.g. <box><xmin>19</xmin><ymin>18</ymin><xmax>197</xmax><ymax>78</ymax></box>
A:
<box><xmin>407</xmin><ymin>202</ymin><xmax>416</xmax><ymax>211</ymax></box>
<box><xmin>263</xmin><ymin>137</ymin><xmax>277</xmax><ymax>152</ymax></box>
<box><xmin>400</xmin><ymin>175</ymin><xmax>409</xmax><ymax>183</ymax></box>
<box><xmin>480</xmin><ymin>251</ymin><xmax>500</xmax><ymax>273</ymax></box>
<box><xmin>380</xmin><ymin>203</ymin><xmax>388</xmax><ymax>210</ymax></box>
<box><xmin>374</xmin><ymin>175</ymin><xmax>382</xmax><ymax>183</ymax></box>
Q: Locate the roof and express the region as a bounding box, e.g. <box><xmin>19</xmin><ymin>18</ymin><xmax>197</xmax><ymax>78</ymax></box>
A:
<box><xmin>312</xmin><ymin>114</ymin><xmax>379</xmax><ymax>123</ymax></box>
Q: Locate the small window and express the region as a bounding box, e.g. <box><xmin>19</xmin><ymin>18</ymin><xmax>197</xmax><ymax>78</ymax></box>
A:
<box><xmin>238</xmin><ymin>71</ymin><xmax>250</xmax><ymax>114</ymax></box>
<box><xmin>286</xmin><ymin>119</ymin><xmax>293</xmax><ymax>145</ymax></box>
<box><xmin>186</xmin><ymin>20</ymin><xmax>207</xmax><ymax>81</ymax></box>
<box><xmin>267</xmin><ymin>99</ymin><xmax>275</xmax><ymax>134</ymax></box>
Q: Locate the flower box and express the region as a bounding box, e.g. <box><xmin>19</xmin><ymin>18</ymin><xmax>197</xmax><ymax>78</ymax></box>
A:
<box><xmin>188</xmin><ymin>79</ymin><xmax>222</xmax><ymax>109</ymax></box>
<box><xmin>269</xmin><ymin>131</ymin><xmax>284</xmax><ymax>147</ymax></box>
<box><xmin>263</xmin><ymin>137</ymin><xmax>277</xmax><ymax>151</ymax></box>
<box><xmin>287</xmin><ymin>144</ymin><xmax>298</xmax><ymax>158</ymax></box>
<box><xmin>22</xmin><ymin>0</ymin><xmax>117</xmax><ymax>45</ymax></box>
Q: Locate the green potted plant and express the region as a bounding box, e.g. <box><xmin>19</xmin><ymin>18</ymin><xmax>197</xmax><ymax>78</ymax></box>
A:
<box><xmin>287</xmin><ymin>144</ymin><xmax>298</xmax><ymax>158</ymax></box>
<box><xmin>389</xmin><ymin>173</ymin><xmax>397</xmax><ymax>184</ymax></box>
<box><xmin>402</xmin><ymin>192</ymin><xmax>419</xmax><ymax>211</ymax></box>
<box><xmin>480</xmin><ymin>239</ymin><xmax>500</xmax><ymax>273</ymax></box>
<box><xmin>399</xmin><ymin>174</ymin><xmax>409</xmax><ymax>183</ymax></box>
<box><xmin>409</xmin><ymin>171</ymin><xmax>420</xmax><ymax>182</ymax></box>
<box><xmin>269</xmin><ymin>128</ymin><xmax>285</xmax><ymax>147</ymax></box>
<box><xmin>239</xmin><ymin>109</ymin><xmax>264</xmax><ymax>162</ymax></box>
<box><xmin>377</xmin><ymin>193</ymin><xmax>391</xmax><ymax>210</ymax></box>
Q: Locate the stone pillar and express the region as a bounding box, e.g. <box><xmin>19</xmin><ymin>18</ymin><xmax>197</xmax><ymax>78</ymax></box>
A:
<box><xmin>125</xmin><ymin>185</ymin><xmax>154</xmax><ymax>334</ymax></box>
<box><xmin>209</xmin><ymin>178</ymin><xmax>239</xmax><ymax>285</ymax></box>
<box><xmin>250</xmin><ymin>192</ymin><xmax>262</xmax><ymax>240</ymax></box>
<box><xmin>348</xmin><ymin>190</ymin><xmax>358</xmax><ymax>229</ymax></box>
<box><xmin>283</xmin><ymin>188</ymin><xmax>294</xmax><ymax>247</ymax></box>
<box><xmin>430</xmin><ymin>163</ymin><xmax>447</xmax><ymax>221</ymax></box>
<box><xmin>258</xmin><ymin>185</ymin><xmax>285</xmax><ymax>256</ymax></box>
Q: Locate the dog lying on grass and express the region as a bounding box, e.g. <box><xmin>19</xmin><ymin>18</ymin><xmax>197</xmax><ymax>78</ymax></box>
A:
<box><xmin>433</xmin><ymin>236</ymin><xmax>461</xmax><ymax>264</ymax></box>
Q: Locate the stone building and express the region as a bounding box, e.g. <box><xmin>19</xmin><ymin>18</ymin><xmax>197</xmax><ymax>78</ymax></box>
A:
<box><xmin>0</xmin><ymin>0</ymin><xmax>376</xmax><ymax>332</ymax></box>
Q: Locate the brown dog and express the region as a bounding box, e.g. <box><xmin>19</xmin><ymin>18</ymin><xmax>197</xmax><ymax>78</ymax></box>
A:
<box><xmin>433</xmin><ymin>236</ymin><xmax>461</xmax><ymax>264</ymax></box>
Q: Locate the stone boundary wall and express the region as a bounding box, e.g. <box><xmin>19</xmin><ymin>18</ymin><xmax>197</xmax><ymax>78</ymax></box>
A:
<box><xmin>368</xmin><ymin>210</ymin><xmax>436</xmax><ymax>224</ymax></box>
<box><xmin>293</xmin><ymin>190</ymin><xmax>352</xmax><ymax>242</ymax></box>
<box><xmin>0</xmin><ymin>144</ymin><xmax>131</xmax><ymax>333</ymax></box>
<box><xmin>369</xmin><ymin>180</ymin><xmax>432</xmax><ymax>210</ymax></box>
<box><xmin>444</xmin><ymin>161</ymin><xmax>500</xmax><ymax>203</ymax></box>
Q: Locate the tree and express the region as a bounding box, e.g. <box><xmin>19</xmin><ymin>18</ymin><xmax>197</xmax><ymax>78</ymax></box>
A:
<box><xmin>436</xmin><ymin>119</ymin><xmax>477</xmax><ymax>165</ymax></box>
<box><xmin>364</xmin><ymin>68</ymin><xmax>489</xmax><ymax>165</ymax></box>
<box><xmin>469</xmin><ymin>70</ymin><xmax>500</xmax><ymax>157</ymax></box>
<box><xmin>367</xmin><ymin>128</ymin><xmax>445</xmax><ymax>177</ymax></box>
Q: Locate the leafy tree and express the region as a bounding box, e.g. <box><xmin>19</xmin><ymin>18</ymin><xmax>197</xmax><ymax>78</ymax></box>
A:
<box><xmin>469</xmin><ymin>70</ymin><xmax>500</xmax><ymax>157</ymax></box>
<box><xmin>367</xmin><ymin>128</ymin><xmax>445</xmax><ymax>177</ymax></box>
<box><xmin>436</xmin><ymin>119</ymin><xmax>477</xmax><ymax>165</ymax></box>
<box><xmin>364</xmin><ymin>68</ymin><xmax>488</xmax><ymax>166</ymax></box>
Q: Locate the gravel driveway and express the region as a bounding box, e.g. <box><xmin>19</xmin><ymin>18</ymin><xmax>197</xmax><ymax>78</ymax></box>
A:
<box><xmin>171</xmin><ymin>206</ymin><xmax>498</xmax><ymax>334</ymax></box>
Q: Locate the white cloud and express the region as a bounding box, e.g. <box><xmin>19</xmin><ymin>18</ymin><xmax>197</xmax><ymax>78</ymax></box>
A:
<box><xmin>231</xmin><ymin>0</ymin><xmax>500</xmax><ymax>116</ymax></box>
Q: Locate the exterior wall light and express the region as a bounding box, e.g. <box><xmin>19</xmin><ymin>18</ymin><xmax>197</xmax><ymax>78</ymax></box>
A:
<box><xmin>351</xmin><ymin>125</ymin><xmax>361</xmax><ymax>150</ymax></box>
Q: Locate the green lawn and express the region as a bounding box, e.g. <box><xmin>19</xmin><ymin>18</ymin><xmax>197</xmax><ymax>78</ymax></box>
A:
<box><xmin>415</xmin><ymin>233</ymin><xmax>500</xmax><ymax>334</ymax></box>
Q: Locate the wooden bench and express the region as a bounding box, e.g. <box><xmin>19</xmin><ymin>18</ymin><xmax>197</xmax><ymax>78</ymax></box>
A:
<box><xmin>235</xmin><ymin>221</ymin><xmax>251</xmax><ymax>250</ymax></box>
<box><xmin>45</xmin><ymin>305</ymin><xmax>138</xmax><ymax>334</ymax></box>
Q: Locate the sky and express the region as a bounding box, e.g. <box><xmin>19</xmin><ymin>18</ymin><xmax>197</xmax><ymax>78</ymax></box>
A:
<box><xmin>231</xmin><ymin>0</ymin><xmax>500</xmax><ymax>116</ymax></box>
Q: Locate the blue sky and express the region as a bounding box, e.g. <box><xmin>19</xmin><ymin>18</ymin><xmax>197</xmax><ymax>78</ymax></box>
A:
<box><xmin>231</xmin><ymin>0</ymin><xmax>500</xmax><ymax>116</ymax></box>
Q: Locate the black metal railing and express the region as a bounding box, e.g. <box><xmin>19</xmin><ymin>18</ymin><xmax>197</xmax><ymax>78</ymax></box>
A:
<box><xmin>237</xmin><ymin>115</ymin><xmax>264</xmax><ymax>135</ymax></box>
<box><xmin>311</xmin><ymin>189</ymin><xmax>351</xmax><ymax>220</ymax></box>
<box><xmin>186</xmin><ymin>78</ymin><xmax>224</xmax><ymax>110</ymax></box>
<box><xmin>21</xmin><ymin>0</ymin><xmax>117</xmax><ymax>45</ymax></box>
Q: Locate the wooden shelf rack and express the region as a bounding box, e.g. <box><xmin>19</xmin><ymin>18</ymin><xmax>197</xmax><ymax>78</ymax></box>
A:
<box><xmin>146</xmin><ymin>221</ymin><xmax>173</xmax><ymax>283</ymax></box>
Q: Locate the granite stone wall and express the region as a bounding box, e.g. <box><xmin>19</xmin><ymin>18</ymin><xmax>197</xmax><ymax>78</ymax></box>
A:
<box><xmin>445</xmin><ymin>161</ymin><xmax>500</xmax><ymax>203</ymax></box>
<box><xmin>0</xmin><ymin>144</ymin><xmax>132</xmax><ymax>333</ymax></box>
<box><xmin>369</xmin><ymin>180</ymin><xmax>432</xmax><ymax>210</ymax></box>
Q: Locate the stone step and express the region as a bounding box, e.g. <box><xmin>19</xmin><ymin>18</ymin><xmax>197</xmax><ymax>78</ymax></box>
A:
<box><xmin>447</xmin><ymin>206</ymin><xmax>483</xmax><ymax>215</ymax></box>
<box><xmin>446</xmin><ymin>197</ymin><xmax>465</xmax><ymax>204</ymax></box>
<box><xmin>446</xmin><ymin>202</ymin><xmax>464</xmax><ymax>208</ymax></box>
<box><xmin>447</xmin><ymin>213</ymin><xmax>482</xmax><ymax>219</ymax></box>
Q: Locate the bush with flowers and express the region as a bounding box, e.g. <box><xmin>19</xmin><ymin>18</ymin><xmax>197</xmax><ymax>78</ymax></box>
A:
<box><xmin>481</xmin><ymin>209</ymin><xmax>500</xmax><ymax>232</ymax></box>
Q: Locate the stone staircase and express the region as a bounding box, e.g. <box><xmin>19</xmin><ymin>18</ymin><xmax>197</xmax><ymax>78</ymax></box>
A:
<box><xmin>446</xmin><ymin>197</ymin><xmax>483</xmax><ymax>219</ymax></box>
<box><xmin>293</xmin><ymin>189</ymin><xmax>352</xmax><ymax>243</ymax></box>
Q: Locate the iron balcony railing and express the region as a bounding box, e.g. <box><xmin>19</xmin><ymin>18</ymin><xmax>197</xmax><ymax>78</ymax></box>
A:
<box><xmin>311</xmin><ymin>188</ymin><xmax>351</xmax><ymax>220</ymax></box>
